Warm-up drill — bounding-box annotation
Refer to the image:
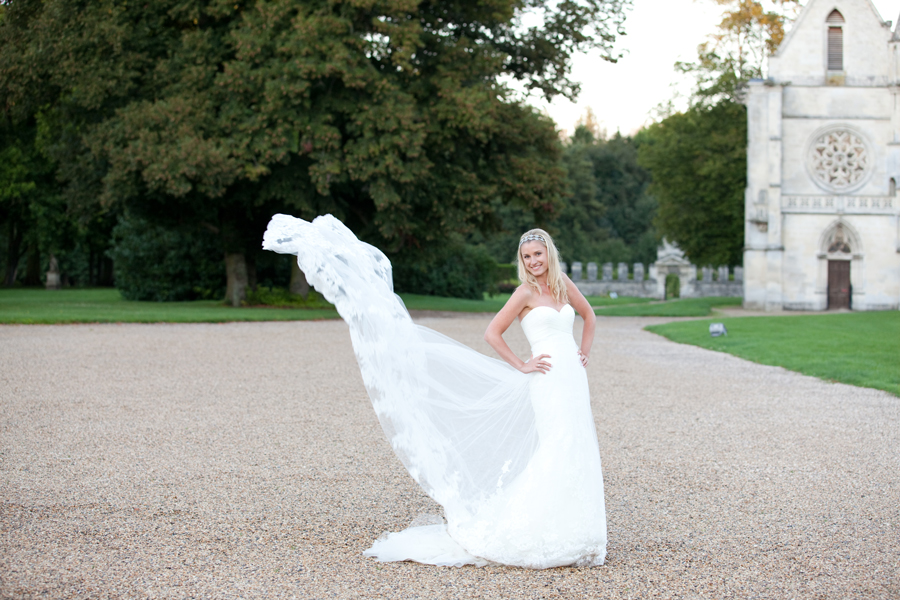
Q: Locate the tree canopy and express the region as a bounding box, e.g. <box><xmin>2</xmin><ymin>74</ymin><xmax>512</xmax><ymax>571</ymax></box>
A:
<box><xmin>554</xmin><ymin>126</ymin><xmax>657</xmax><ymax>265</ymax></box>
<box><xmin>637</xmin><ymin>101</ymin><xmax>746</xmax><ymax>267</ymax></box>
<box><xmin>0</xmin><ymin>0</ymin><xmax>632</xmax><ymax>301</ymax></box>
<box><xmin>472</xmin><ymin>123</ymin><xmax>658</xmax><ymax>268</ymax></box>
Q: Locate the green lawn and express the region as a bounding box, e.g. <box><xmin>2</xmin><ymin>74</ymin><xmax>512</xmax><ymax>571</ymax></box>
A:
<box><xmin>399</xmin><ymin>293</ymin><xmax>511</xmax><ymax>313</ymax></box>
<box><xmin>0</xmin><ymin>287</ymin><xmax>653</xmax><ymax>323</ymax></box>
<box><xmin>0</xmin><ymin>288</ymin><xmax>339</xmax><ymax>323</ymax></box>
<box><xmin>646</xmin><ymin>312</ymin><xmax>900</xmax><ymax>396</ymax></box>
<box><xmin>400</xmin><ymin>292</ymin><xmax>653</xmax><ymax>313</ymax></box>
<box><xmin>594</xmin><ymin>296</ymin><xmax>742</xmax><ymax>317</ymax></box>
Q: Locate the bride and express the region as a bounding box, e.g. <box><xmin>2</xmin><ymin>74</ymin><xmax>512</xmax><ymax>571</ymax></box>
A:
<box><xmin>263</xmin><ymin>215</ymin><xmax>607</xmax><ymax>569</ymax></box>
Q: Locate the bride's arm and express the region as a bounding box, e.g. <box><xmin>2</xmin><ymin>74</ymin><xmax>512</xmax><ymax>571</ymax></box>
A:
<box><xmin>484</xmin><ymin>287</ymin><xmax>551</xmax><ymax>374</ymax></box>
<box><xmin>565</xmin><ymin>275</ymin><xmax>596</xmax><ymax>366</ymax></box>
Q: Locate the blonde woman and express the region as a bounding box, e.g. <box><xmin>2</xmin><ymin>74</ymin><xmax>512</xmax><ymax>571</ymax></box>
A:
<box><xmin>485</xmin><ymin>228</ymin><xmax>597</xmax><ymax>373</ymax></box>
<box><xmin>474</xmin><ymin>229</ymin><xmax>607</xmax><ymax>564</ymax></box>
<box><xmin>264</xmin><ymin>215</ymin><xmax>607</xmax><ymax>569</ymax></box>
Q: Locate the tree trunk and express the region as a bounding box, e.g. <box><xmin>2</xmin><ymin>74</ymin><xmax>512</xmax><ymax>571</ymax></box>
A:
<box><xmin>225</xmin><ymin>252</ymin><xmax>249</xmax><ymax>307</ymax></box>
<box><xmin>289</xmin><ymin>258</ymin><xmax>310</xmax><ymax>299</ymax></box>
<box><xmin>4</xmin><ymin>221</ymin><xmax>23</xmax><ymax>286</ymax></box>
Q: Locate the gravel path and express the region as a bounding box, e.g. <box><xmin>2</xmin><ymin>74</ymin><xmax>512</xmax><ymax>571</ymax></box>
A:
<box><xmin>1</xmin><ymin>316</ymin><xmax>897</xmax><ymax>599</ymax></box>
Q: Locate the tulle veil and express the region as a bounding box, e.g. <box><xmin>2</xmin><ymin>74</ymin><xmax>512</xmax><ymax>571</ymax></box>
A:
<box><xmin>262</xmin><ymin>214</ymin><xmax>538</xmax><ymax>527</ymax></box>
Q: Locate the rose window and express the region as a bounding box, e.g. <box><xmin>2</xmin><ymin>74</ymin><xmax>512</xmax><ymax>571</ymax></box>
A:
<box><xmin>807</xmin><ymin>129</ymin><xmax>871</xmax><ymax>191</ymax></box>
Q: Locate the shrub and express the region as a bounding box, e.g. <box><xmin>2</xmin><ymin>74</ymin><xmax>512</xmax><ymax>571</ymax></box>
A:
<box><xmin>495</xmin><ymin>263</ymin><xmax>517</xmax><ymax>283</ymax></box>
<box><xmin>392</xmin><ymin>243</ymin><xmax>497</xmax><ymax>300</ymax></box>
<box><xmin>665</xmin><ymin>274</ymin><xmax>680</xmax><ymax>300</ymax></box>
<box><xmin>244</xmin><ymin>286</ymin><xmax>331</xmax><ymax>309</ymax></box>
<box><xmin>108</xmin><ymin>216</ymin><xmax>225</xmax><ymax>301</ymax></box>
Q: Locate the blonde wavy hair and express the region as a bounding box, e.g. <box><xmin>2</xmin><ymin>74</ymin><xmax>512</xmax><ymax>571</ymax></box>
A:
<box><xmin>516</xmin><ymin>228</ymin><xmax>568</xmax><ymax>305</ymax></box>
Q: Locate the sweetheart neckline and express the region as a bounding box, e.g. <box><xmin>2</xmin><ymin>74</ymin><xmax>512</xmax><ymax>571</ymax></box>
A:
<box><xmin>521</xmin><ymin>303</ymin><xmax>574</xmax><ymax>323</ymax></box>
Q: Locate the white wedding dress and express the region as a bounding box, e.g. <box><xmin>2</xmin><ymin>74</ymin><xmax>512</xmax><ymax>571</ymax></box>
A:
<box><xmin>263</xmin><ymin>214</ymin><xmax>607</xmax><ymax>569</ymax></box>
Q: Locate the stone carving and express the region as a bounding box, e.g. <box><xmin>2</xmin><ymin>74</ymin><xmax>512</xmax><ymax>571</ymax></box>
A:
<box><xmin>827</xmin><ymin>223</ymin><xmax>852</xmax><ymax>254</ymax></box>
<box><xmin>45</xmin><ymin>254</ymin><xmax>61</xmax><ymax>290</ymax></box>
<box><xmin>571</xmin><ymin>262</ymin><xmax>582</xmax><ymax>282</ymax></box>
<box><xmin>702</xmin><ymin>267</ymin><xmax>714</xmax><ymax>283</ymax></box>
<box><xmin>602</xmin><ymin>263</ymin><xmax>613</xmax><ymax>281</ymax></box>
<box><xmin>617</xmin><ymin>263</ymin><xmax>629</xmax><ymax>281</ymax></box>
<box><xmin>587</xmin><ymin>262</ymin><xmax>597</xmax><ymax>282</ymax></box>
<box><xmin>808</xmin><ymin>129</ymin><xmax>870</xmax><ymax>191</ymax></box>
<box><xmin>657</xmin><ymin>239</ymin><xmax>689</xmax><ymax>265</ymax></box>
<box><xmin>733</xmin><ymin>267</ymin><xmax>743</xmax><ymax>282</ymax></box>
<box><xmin>718</xmin><ymin>266</ymin><xmax>729</xmax><ymax>282</ymax></box>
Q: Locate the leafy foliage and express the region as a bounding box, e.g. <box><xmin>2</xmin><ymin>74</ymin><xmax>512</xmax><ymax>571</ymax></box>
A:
<box><xmin>392</xmin><ymin>241</ymin><xmax>498</xmax><ymax>300</ymax></box>
<box><xmin>0</xmin><ymin>122</ymin><xmax>78</xmax><ymax>286</ymax></box>
<box><xmin>637</xmin><ymin>101</ymin><xmax>746</xmax><ymax>267</ymax></box>
<box><xmin>676</xmin><ymin>0</ymin><xmax>800</xmax><ymax>104</ymax></box>
<box><xmin>0</xmin><ymin>0</ymin><xmax>632</xmax><ymax>300</ymax></box>
<box><xmin>476</xmin><ymin>123</ymin><xmax>658</xmax><ymax>267</ymax></box>
<box><xmin>107</xmin><ymin>215</ymin><xmax>225</xmax><ymax>301</ymax></box>
<box><xmin>665</xmin><ymin>274</ymin><xmax>680</xmax><ymax>300</ymax></box>
<box><xmin>555</xmin><ymin>127</ymin><xmax>657</xmax><ymax>265</ymax></box>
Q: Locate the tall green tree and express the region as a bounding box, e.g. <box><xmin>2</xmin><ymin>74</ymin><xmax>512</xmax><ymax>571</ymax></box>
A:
<box><xmin>1</xmin><ymin>0</ymin><xmax>631</xmax><ymax>303</ymax></box>
<box><xmin>637</xmin><ymin>101</ymin><xmax>746</xmax><ymax>266</ymax></box>
<box><xmin>471</xmin><ymin>124</ymin><xmax>657</xmax><ymax>268</ymax></box>
<box><xmin>637</xmin><ymin>0</ymin><xmax>799</xmax><ymax>267</ymax></box>
<box><xmin>0</xmin><ymin>120</ymin><xmax>74</xmax><ymax>287</ymax></box>
<box><xmin>0</xmin><ymin>135</ymin><xmax>36</xmax><ymax>285</ymax></box>
<box><xmin>554</xmin><ymin>126</ymin><xmax>657</xmax><ymax>265</ymax></box>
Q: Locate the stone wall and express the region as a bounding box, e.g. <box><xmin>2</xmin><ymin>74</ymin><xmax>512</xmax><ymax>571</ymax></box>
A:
<box><xmin>561</xmin><ymin>261</ymin><xmax>743</xmax><ymax>300</ymax></box>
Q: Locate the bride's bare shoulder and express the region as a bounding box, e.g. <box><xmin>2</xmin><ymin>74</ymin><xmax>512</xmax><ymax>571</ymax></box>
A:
<box><xmin>510</xmin><ymin>284</ymin><xmax>535</xmax><ymax>302</ymax></box>
<box><xmin>497</xmin><ymin>285</ymin><xmax>531</xmax><ymax>314</ymax></box>
<box><xmin>506</xmin><ymin>284</ymin><xmax>540</xmax><ymax>320</ymax></box>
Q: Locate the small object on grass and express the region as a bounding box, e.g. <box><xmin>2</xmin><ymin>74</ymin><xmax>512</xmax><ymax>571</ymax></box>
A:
<box><xmin>709</xmin><ymin>323</ymin><xmax>727</xmax><ymax>337</ymax></box>
<box><xmin>609</xmin><ymin>292</ymin><xmax>618</xmax><ymax>299</ymax></box>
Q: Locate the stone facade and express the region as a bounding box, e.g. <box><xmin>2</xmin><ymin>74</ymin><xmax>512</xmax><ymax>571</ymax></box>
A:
<box><xmin>744</xmin><ymin>0</ymin><xmax>900</xmax><ymax>311</ymax></box>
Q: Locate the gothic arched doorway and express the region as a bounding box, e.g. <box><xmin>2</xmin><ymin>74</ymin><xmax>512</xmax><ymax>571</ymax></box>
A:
<box><xmin>825</xmin><ymin>223</ymin><xmax>853</xmax><ymax>309</ymax></box>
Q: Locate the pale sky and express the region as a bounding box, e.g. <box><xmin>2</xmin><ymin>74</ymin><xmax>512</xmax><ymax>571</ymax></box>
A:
<box><xmin>523</xmin><ymin>0</ymin><xmax>900</xmax><ymax>137</ymax></box>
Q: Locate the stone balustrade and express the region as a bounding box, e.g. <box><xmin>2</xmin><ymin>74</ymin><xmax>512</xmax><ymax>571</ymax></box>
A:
<box><xmin>563</xmin><ymin>260</ymin><xmax>743</xmax><ymax>299</ymax></box>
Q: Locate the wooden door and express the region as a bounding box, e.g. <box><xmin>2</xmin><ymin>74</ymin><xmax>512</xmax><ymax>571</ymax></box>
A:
<box><xmin>827</xmin><ymin>260</ymin><xmax>851</xmax><ymax>310</ymax></box>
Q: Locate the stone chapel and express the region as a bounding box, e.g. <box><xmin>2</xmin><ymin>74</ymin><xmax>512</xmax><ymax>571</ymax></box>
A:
<box><xmin>744</xmin><ymin>0</ymin><xmax>900</xmax><ymax>311</ymax></box>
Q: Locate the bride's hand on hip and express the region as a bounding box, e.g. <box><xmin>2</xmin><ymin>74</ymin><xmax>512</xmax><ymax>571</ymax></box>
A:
<box><xmin>520</xmin><ymin>354</ymin><xmax>551</xmax><ymax>374</ymax></box>
<box><xmin>577</xmin><ymin>350</ymin><xmax>589</xmax><ymax>368</ymax></box>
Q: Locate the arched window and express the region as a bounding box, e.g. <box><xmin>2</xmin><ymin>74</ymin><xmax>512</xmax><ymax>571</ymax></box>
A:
<box><xmin>827</xmin><ymin>10</ymin><xmax>845</xmax><ymax>71</ymax></box>
<box><xmin>890</xmin><ymin>178</ymin><xmax>897</xmax><ymax>197</ymax></box>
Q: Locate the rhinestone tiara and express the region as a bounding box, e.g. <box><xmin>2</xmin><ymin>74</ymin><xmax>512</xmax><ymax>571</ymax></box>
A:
<box><xmin>519</xmin><ymin>234</ymin><xmax>546</xmax><ymax>247</ymax></box>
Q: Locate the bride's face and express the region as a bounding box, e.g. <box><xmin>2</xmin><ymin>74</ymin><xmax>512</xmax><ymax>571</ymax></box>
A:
<box><xmin>520</xmin><ymin>241</ymin><xmax>548</xmax><ymax>278</ymax></box>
